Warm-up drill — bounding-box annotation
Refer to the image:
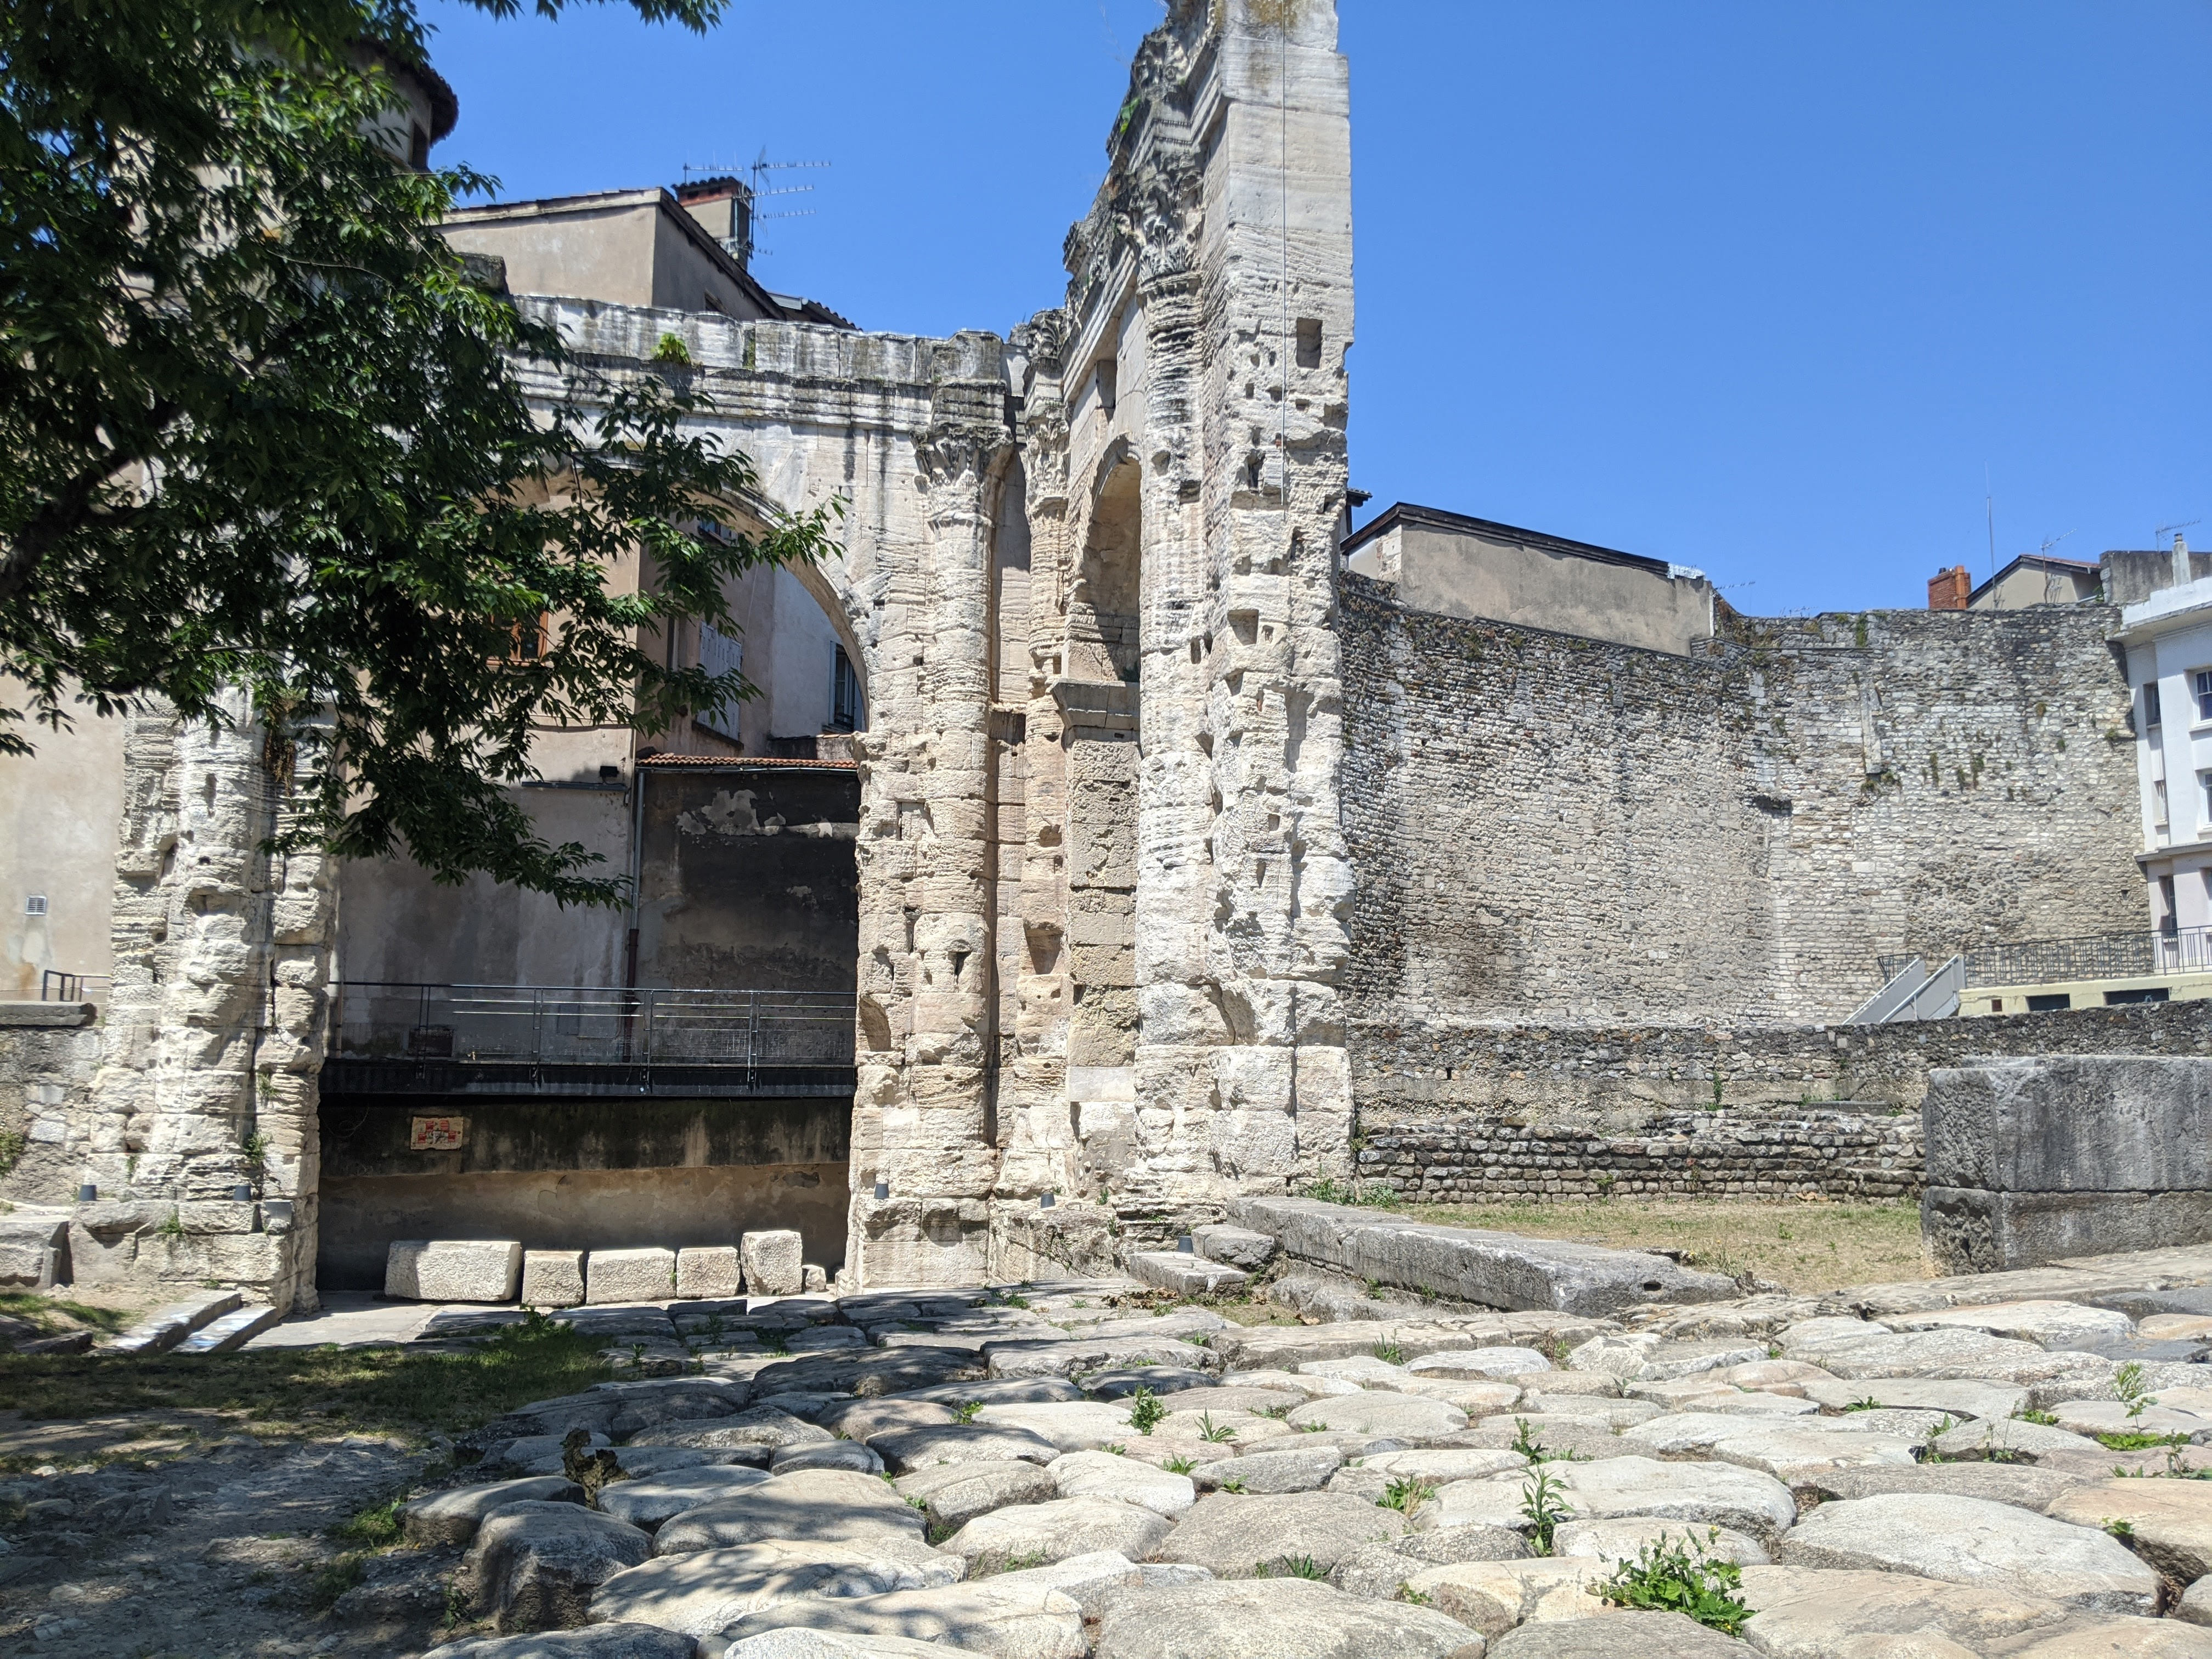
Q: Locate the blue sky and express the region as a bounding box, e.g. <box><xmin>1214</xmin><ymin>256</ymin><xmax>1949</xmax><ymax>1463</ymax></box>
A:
<box><xmin>424</xmin><ymin>0</ymin><xmax>2208</xmax><ymax>615</ymax></box>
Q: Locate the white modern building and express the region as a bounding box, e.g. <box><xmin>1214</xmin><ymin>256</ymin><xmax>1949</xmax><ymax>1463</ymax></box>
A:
<box><xmin>2117</xmin><ymin>537</ymin><xmax>2212</xmax><ymax>955</ymax></box>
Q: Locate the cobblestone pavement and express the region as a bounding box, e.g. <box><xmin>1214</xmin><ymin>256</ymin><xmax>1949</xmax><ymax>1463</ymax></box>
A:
<box><xmin>10</xmin><ymin>1259</ymin><xmax>2212</xmax><ymax>1657</ymax></box>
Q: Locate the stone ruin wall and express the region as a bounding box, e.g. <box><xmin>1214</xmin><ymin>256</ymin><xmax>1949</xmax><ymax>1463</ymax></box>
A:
<box><xmin>4</xmin><ymin>0</ymin><xmax>1361</xmax><ymax>1307</ymax></box>
<box><xmin>1348</xmin><ymin>998</ymin><xmax>2212</xmax><ymax>1206</ymax></box>
<box><xmin>1335</xmin><ymin>564</ymin><xmax>2148</xmax><ymax>1211</ymax></box>
<box><xmin>1340</xmin><ymin>573</ymin><xmax>2142</xmax><ymax>1030</ymax></box>
<box><xmin>0</xmin><ymin>695</ymin><xmax>335</xmax><ymax>1310</ymax></box>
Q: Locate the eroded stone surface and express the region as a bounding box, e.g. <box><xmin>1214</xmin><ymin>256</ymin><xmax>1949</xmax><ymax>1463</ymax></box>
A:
<box><xmin>589</xmin><ymin>1537</ymin><xmax>964</xmax><ymax>1638</ymax></box>
<box><xmin>1156</xmin><ymin>1490</ymin><xmax>1409</xmax><ymax>1578</ymax></box>
<box><xmin>1777</xmin><ymin>1493</ymin><xmax>2158</xmax><ymax>1613</ymax></box>
<box><xmin>1091</xmin><ymin>1576</ymin><xmax>1481</xmax><ymax>1659</ymax></box>
<box><xmin>941</xmin><ymin>1497</ymin><xmax>1175</xmax><ymax>1573</ymax></box>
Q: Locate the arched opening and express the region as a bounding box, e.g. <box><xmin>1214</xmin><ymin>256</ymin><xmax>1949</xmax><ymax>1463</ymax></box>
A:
<box><xmin>1060</xmin><ymin>453</ymin><xmax>1143</xmax><ymax>1097</ymax></box>
<box><xmin>315</xmin><ymin>534</ymin><xmax>868</xmax><ymax>1296</ymax></box>
<box><xmin>1070</xmin><ymin>455</ymin><xmax>1141</xmax><ymax>685</ymax></box>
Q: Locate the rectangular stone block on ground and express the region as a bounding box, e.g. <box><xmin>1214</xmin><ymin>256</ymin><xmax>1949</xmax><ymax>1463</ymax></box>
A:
<box><xmin>1225</xmin><ymin>1196</ymin><xmax>1738</xmax><ymax>1315</ymax></box>
<box><xmin>741</xmin><ymin>1229</ymin><xmax>804</xmax><ymax>1297</ymax></box>
<box><xmin>108</xmin><ymin>1289</ymin><xmax>244</xmax><ymax>1355</ymax></box>
<box><xmin>586</xmin><ymin>1247</ymin><xmax>677</xmax><ymax>1305</ymax></box>
<box><xmin>1923</xmin><ymin>1185</ymin><xmax>2212</xmax><ymax>1276</ymax></box>
<box><xmin>1925</xmin><ymin>1057</ymin><xmax>2212</xmax><ymax>1194</ymax></box>
<box><xmin>386</xmin><ymin>1239</ymin><xmax>523</xmax><ymax>1303</ymax></box>
<box><xmin>675</xmin><ymin>1246</ymin><xmax>741</xmax><ymax>1300</ymax></box>
<box><xmin>1923</xmin><ymin>1057</ymin><xmax>2212</xmax><ymax>1272</ymax></box>
<box><xmin>0</xmin><ymin>1215</ymin><xmax>69</xmax><ymax>1289</ymax></box>
<box><xmin>1128</xmin><ymin>1252</ymin><xmax>1249</xmax><ymax>1296</ymax></box>
<box><xmin>521</xmin><ymin>1249</ymin><xmax>586</xmax><ymax>1309</ymax></box>
<box><xmin>1192</xmin><ymin>1224</ymin><xmax>1277</xmax><ymax>1271</ymax></box>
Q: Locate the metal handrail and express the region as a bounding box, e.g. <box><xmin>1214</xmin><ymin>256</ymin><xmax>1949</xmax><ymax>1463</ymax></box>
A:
<box><xmin>328</xmin><ymin>981</ymin><xmax>856</xmax><ymax>1073</ymax></box>
<box><xmin>1934</xmin><ymin>927</ymin><xmax>2212</xmax><ymax>989</ymax></box>
<box><xmin>40</xmin><ymin>970</ymin><xmax>110</xmax><ymax>1003</ymax></box>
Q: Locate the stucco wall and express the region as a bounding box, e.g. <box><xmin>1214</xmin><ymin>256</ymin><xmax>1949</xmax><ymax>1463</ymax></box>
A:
<box><xmin>0</xmin><ymin>711</ymin><xmax>126</xmax><ymax>996</ymax></box>
<box><xmin>1346</xmin><ymin>518</ymin><xmax>1714</xmax><ymax>657</ymax></box>
<box><xmin>1340</xmin><ymin>574</ymin><xmax>2142</xmax><ymax>1028</ymax></box>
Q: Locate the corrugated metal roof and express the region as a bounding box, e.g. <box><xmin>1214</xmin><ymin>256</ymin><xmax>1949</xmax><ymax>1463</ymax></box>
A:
<box><xmin>637</xmin><ymin>753</ymin><xmax>856</xmax><ymax>771</ymax></box>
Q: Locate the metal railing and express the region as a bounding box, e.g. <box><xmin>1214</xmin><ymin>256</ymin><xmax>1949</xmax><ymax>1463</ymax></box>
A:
<box><xmin>40</xmin><ymin>970</ymin><xmax>109</xmax><ymax>1003</ymax></box>
<box><xmin>1958</xmin><ymin>927</ymin><xmax>2212</xmax><ymax>989</ymax></box>
<box><xmin>325</xmin><ymin>982</ymin><xmax>856</xmax><ymax>1097</ymax></box>
<box><xmin>1883</xmin><ymin>929</ymin><xmax>2212</xmax><ymax>992</ymax></box>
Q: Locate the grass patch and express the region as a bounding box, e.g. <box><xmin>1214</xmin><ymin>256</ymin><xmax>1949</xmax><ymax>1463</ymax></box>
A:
<box><xmin>331</xmin><ymin>1495</ymin><xmax>407</xmax><ymax>1549</ymax></box>
<box><xmin>1521</xmin><ymin>1465</ymin><xmax>1573</xmax><ymax>1555</ymax></box>
<box><xmin>306</xmin><ymin>1553</ymin><xmax>365</xmax><ymax>1612</ymax></box>
<box><xmin>0</xmin><ymin>1315</ymin><xmax>611</xmax><ymax>1438</ymax></box>
<box><xmin>1380</xmin><ymin>1476</ymin><xmax>1437</xmax><ymax>1513</ymax></box>
<box><xmin>1324</xmin><ymin>1197</ymin><xmax>1926</xmax><ymax>1294</ymax></box>
<box><xmin>0</xmin><ymin>1291</ymin><xmax>135</xmax><ymax>1336</ymax></box>
<box><xmin>2097</xmin><ymin>1430</ymin><xmax>2189</xmax><ymax>1453</ymax></box>
<box><xmin>1126</xmin><ymin>1387</ymin><xmax>1166</xmax><ymax>1436</ymax></box>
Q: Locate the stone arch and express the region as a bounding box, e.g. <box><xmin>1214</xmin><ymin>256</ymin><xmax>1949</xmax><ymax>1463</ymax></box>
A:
<box><xmin>1070</xmin><ymin>441</ymin><xmax>1143</xmax><ymax>685</ymax></box>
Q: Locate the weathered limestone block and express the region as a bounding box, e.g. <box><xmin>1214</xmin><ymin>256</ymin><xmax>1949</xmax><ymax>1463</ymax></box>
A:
<box><xmin>1924</xmin><ymin>1057</ymin><xmax>2212</xmax><ymax>1271</ymax></box>
<box><xmin>739</xmin><ymin>1230</ymin><xmax>803</xmax><ymax>1297</ymax></box>
<box><xmin>386</xmin><ymin>1239</ymin><xmax>522</xmax><ymax>1303</ymax></box>
<box><xmin>675</xmin><ymin>1247</ymin><xmax>741</xmax><ymax>1300</ymax></box>
<box><xmin>1193</xmin><ymin>1223</ymin><xmax>1278</xmax><ymax>1271</ymax></box>
<box><xmin>0</xmin><ymin>1213</ymin><xmax>69</xmax><ymax>1288</ymax></box>
<box><xmin>586</xmin><ymin>1248</ymin><xmax>676</xmax><ymax>1305</ymax></box>
<box><xmin>1229</xmin><ymin>1195</ymin><xmax>1738</xmax><ymax>1314</ymax></box>
<box><xmin>523</xmin><ymin>1250</ymin><xmax>586</xmax><ymax>1310</ymax></box>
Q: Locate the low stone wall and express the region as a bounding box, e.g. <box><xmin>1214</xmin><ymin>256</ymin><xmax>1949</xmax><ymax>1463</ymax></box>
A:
<box><xmin>1357</xmin><ymin>1102</ymin><xmax>1922</xmax><ymax>1203</ymax></box>
<box><xmin>0</xmin><ymin>1006</ymin><xmax>103</xmax><ymax>1204</ymax></box>
<box><xmin>1350</xmin><ymin>1001</ymin><xmax>2212</xmax><ymax>1203</ymax></box>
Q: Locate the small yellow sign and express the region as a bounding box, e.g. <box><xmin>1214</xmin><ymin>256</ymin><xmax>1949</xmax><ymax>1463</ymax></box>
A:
<box><xmin>409</xmin><ymin>1115</ymin><xmax>467</xmax><ymax>1152</ymax></box>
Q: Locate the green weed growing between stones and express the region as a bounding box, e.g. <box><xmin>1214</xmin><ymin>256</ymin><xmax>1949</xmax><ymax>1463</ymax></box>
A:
<box><xmin>1521</xmin><ymin>1465</ymin><xmax>1572</xmax><ymax>1555</ymax></box>
<box><xmin>1598</xmin><ymin>1530</ymin><xmax>1750</xmax><ymax>1635</ymax></box>
<box><xmin>1127</xmin><ymin>1387</ymin><xmax>1166</xmax><ymax>1436</ymax></box>
<box><xmin>1380</xmin><ymin>1476</ymin><xmax>1437</xmax><ymax>1513</ymax></box>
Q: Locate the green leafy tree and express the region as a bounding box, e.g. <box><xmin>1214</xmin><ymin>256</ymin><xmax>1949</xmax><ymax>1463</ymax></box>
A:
<box><xmin>2</xmin><ymin>0</ymin><xmax>838</xmax><ymax>902</ymax></box>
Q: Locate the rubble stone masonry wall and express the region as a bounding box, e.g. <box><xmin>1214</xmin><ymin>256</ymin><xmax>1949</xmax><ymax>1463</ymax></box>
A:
<box><xmin>1339</xmin><ymin>574</ymin><xmax>2142</xmax><ymax>1029</ymax></box>
<box><xmin>1350</xmin><ymin>1000</ymin><xmax>2212</xmax><ymax>1203</ymax></box>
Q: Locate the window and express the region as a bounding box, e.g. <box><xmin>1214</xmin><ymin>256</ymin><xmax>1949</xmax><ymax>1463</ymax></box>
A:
<box><xmin>2147</xmin><ymin>683</ymin><xmax>2163</xmax><ymax>729</ymax></box>
<box><xmin>2200</xmin><ymin>771</ymin><xmax>2212</xmax><ymax>823</ymax></box>
<box><xmin>2027</xmin><ymin>992</ymin><xmax>2072</xmax><ymax>1012</ymax></box>
<box><xmin>24</xmin><ymin>894</ymin><xmax>47</xmax><ymax>917</ymax></box>
<box><xmin>695</xmin><ymin>622</ymin><xmax>744</xmax><ymax>742</ymax></box>
<box><xmin>2162</xmin><ymin>874</ymin><xmax>2180</xmax><ymax>936</ymax></box>
<box><xmin>2156</xmin><ymin>780</ymin><xmax>2170</xmax><ymax>824</ymax></box>
<box><xmin>2107</xmin><ymin>987</ymin><xmax>2171</xmax><ymax>1005</ymax></box>
<box><xmin>831</xmin><ymin>646</ymin><xmax>862</xmax><ymax>732</ymax></box>
<box><xmin>2195</xmin><ymin>670</ymin><xmax>2212</xmax><ymax>721</ymax></box>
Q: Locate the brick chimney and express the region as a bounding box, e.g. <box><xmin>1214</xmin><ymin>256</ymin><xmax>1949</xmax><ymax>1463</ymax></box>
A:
<box><xmin>1928</xmin><ymin>565</ymin><xmax>1972</xmax><ymax>611</ymax></box>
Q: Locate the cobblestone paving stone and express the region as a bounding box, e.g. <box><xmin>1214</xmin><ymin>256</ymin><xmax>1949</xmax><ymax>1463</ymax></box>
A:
<box><xmin>9</xmin><ymin>1251</ymin><xmax>2212</xmax><ymax>1656</ymax></box>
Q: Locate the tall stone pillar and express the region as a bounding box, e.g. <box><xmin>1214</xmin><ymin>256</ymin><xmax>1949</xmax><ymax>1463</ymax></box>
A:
<box><xmin>74</xmin><ymin>693</ymin><xmax>335</xmax><ymax>1311</ymax></box>
<box><xmin>845</xmin><ymin>347</ymin><xmax>1014</xmax><ymax>1287</ymax></box>
<box><xmin>1193</xmin><ymin>0</ymin><xmax>1359</xmax><ymax>1189</ymax></box>
<box><xmin>999</xmin><ymin>0</ymin><xmax>1357</xmax><ymax>1259</ymax></box>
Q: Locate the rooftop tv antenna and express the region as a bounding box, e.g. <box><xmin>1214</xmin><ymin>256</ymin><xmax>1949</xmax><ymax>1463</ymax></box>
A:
<box><xmin>746</xmin><ymin>148</ymin><xmax>829</xmax><ymax>258</ymax></box>
<box><xmin>2158</xmin><ymin>518</ymin><xmax>2202</xmax><ymax>545</ymax></box>
<box><xmin>677</xmin><ymin>152</ymin><xmax>828</xmax><ymax>264</ymax></box>
<box><xmin>2036</xmin><ymin>529</ymin><xmax>2076</xmax><ymax>558</ymax></box>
